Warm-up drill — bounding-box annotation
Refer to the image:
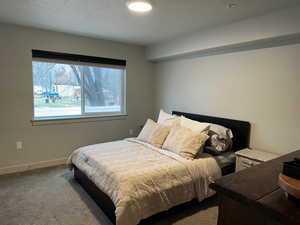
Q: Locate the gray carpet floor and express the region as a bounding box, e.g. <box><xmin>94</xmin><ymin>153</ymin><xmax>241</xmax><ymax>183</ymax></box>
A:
<box><xmin>0</xmin><ymin>166</ymin><xmax>218</xmax><ymax>225</ymax></box>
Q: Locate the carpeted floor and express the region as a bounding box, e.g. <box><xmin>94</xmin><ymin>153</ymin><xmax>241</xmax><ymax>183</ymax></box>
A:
<box><xmin>0</xmin><ymin>166</ymin><xmax>218</xmax><ymax>225</ymax></box>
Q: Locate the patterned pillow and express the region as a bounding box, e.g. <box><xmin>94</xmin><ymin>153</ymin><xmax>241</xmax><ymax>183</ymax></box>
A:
<box><xmin>137</xmin><ymin>119</ymin><xmax>171</xmax><ymax>148</ymax></box>
<box><xmin>205</xmin><ymin>124</ymin><xmax>233</xmax><ymax>153</ymax></box>
<box><xmin>162</xmin><ymin>125</ymin><xmax>209</xmax><ymax>159</ymax></box>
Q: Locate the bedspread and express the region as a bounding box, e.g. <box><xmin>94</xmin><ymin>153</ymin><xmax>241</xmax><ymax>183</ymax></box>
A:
<box><xmin>67</xmin><ymin>138</ymin><xmax>221</xmax><ymax>225</ymax></box>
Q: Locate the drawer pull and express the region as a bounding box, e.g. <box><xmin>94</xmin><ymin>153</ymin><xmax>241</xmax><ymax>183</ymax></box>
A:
<box><xmin>242</xmin><ymin>161</ymin><xmax>254</xmax><ymax>166</ymax></box>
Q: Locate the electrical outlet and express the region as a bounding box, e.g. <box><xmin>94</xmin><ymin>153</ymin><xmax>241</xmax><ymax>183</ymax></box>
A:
<box><xmin>129</xmin><ymin>129</ymin><xmax>134</xmax><ymax>135</ymax></box>
<box><xmin>16</xmin><ymin>141</ymin><xmax>23</xmax><ymax>150</ymax></box>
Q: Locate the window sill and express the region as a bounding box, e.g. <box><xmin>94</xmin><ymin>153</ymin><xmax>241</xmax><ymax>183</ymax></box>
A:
<box><xmin>31</xmin><ymin>114</ymin><xmax>128</xmax><ymax>126</ymax></box>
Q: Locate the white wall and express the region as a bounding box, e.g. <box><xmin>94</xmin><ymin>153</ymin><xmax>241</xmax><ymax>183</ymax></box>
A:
<box><xmin>154</xmin><ymin>43</ymin><xmax>300</xmax><ymax>154</ymax></box>
<box><xmin>0</xmin><ymin>23</ymin><xmax>154</xmax><ymax>170</ymax></box>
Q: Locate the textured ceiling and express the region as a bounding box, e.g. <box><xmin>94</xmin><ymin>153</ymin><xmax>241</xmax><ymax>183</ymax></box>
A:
<box><xmin>0</xmin><ymin>0</ymin><xmax>299</xmax><ymax>45</ymax></box>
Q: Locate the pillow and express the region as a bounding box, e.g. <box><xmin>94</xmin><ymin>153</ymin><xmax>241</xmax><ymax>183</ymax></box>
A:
<box><xmin>137</xmin><ymin>119</ymin><xmax>171</xmax><ymax>148</ymax></box>
<box><xmin>162</xmin><ymin>125</ymin><xmax>209</xmax><ymax>159</ymax></box>
<box><xmin>157</xmin><ymin>110</ymin><xmax>180</xmax><ymax>126</ymax></box>
<box><xmin>180</xmin><ymin>116</ymin><xmax>210</xmax><ymax>133</ymax></box>
<box><xmin>205</xmin><ymin>124</ymin><xmax>233</xmax><ymax>153</ymax></box>
<box><xmin>209</xmin><ymin>124</ymin><xmax>233</xmax><ymax>139</ymax></box>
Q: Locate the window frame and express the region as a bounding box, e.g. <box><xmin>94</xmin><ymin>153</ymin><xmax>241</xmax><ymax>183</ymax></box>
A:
<box><xmin>31</xmin><ymin>50</ymin><xmax>127</xmax><ymax>122</ymax></box>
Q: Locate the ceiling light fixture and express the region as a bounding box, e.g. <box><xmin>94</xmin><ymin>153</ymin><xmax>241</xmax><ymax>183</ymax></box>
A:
<box><xmin>227</xmin><ymin>3</ymin><xmax>237</xmax><ymax>9</ymax></box>
<box><xmin>127</xmin><ymin>0</ymin><xmax>153</xmax><ymax>13</ymax></box>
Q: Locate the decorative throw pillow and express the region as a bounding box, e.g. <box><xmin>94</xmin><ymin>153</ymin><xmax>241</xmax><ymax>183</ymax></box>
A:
<box><xmin>162</xmin><ymin>125</ymin><xmax>209</xmax><ymax>159</ymax></box>
<box><xmin>210</xmin><ymin>124</ymin><xmax>233</xmax><ymax>139</ymax></box>
<box><xmin>180</xmin><ymin>116</ymin><xmax>210</xmax><ymax>133</ymax></box>
<box><xmin>205</xmin><ymin>124</ymin><xmax>233</xmax><ymax>153</ymax></box>
<box><xmin>157</xmin><ymin>110</ymin><xmax>180</xmax><ymax>126</ymax></box>
<box><xmin>137</xmin><ymin>119</ymin><xmax>171</xmax><ymax>148</ymax></box>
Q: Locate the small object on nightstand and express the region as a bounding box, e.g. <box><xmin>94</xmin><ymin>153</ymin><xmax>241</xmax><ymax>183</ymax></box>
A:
<box><xmin>235</xmin><ymin>148</ymin><xmax>279</xmax><ymax>172</ymax></box>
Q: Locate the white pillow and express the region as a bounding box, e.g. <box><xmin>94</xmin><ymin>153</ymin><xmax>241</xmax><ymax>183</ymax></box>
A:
<box><xmin>180</xmin><ymin>116</ymin><xmax>210</xmax><ymax>133</ymax></box>
<box><xmin>157</xmin><ymin>110</ymin><xmax>180</xmax><ymax>126</ymax></box>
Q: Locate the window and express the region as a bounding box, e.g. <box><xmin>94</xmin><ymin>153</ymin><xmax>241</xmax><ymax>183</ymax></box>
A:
<box><xmin>32</xmin><ymin>50</ymin><xmax>126</xmax><ymax>120</ymax></box>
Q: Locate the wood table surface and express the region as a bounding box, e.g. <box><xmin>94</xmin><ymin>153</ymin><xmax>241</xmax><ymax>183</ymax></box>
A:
<box><xmin>210</xmin><ymin>150</ymin><xmax>300</xmax><ymax>225</ymax></box>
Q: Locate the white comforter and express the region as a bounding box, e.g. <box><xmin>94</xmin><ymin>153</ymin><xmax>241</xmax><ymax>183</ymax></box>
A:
<box><xmin>68</xmin><ymin>138</ymin><xmax>221</xmax><ymax>225</ymax></box>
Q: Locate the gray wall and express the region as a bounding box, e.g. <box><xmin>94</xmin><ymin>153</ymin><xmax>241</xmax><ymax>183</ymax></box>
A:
<box><xmin>154</xmin><ymin>43</ymin><xmax>300</xmax><ymax>154</ymax></box>
<box><xmin>0</xmin><ymin>23</ymin><xmax>154</xmax><ymax>168</ymax></box>
<box><xmin>150</xmin><ymin>6</ymin><xmax>300</xmax><ymax>155</ymax></box>
<box><xmin>147</xmin><ymin>5</ymin><xmax>300</xmax><ymax>61</ymax></box>
<box><xmin>1</xmin><ymin>5</ymin><xmax>300</xmax><ymax>170</ymax></box>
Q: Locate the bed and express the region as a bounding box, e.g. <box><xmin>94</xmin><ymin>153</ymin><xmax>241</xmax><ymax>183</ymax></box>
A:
<box><xmin>69</xmin><ymin>111</ymin><xmax>251</xmax><ymax>225</ymax></box>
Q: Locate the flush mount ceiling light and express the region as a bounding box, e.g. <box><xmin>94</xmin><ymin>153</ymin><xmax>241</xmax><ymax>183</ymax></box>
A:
<box><xmin>127</xmin><ymin>0</ymin><xmax>153</xmax><ymax>13</ymax></box>
<box><xmin>227</xmin><ymin>3</ymin><xmax>237</xmax><ymax>9</ymax></box>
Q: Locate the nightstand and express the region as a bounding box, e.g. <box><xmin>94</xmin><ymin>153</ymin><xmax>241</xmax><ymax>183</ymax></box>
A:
<box><xmin>235</xmin><ymin>148</ymin><xmax>279</xmax><ymax>172</ymax></box>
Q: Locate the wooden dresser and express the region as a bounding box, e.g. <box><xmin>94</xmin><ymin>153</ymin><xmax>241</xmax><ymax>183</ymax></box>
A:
<box><xmin>210</xmin><ymin>150</ymin><xmax>300</xmax><ymax>225</ymax></box>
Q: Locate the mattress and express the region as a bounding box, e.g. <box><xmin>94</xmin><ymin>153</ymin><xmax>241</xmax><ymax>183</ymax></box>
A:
<box><xmin>68</xmin><ymin>138</ymin><xmax>221</xmax><ymax>225</ymax></box>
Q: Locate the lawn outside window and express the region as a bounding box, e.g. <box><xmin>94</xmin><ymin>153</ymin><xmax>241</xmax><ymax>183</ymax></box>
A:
<box><xmin>32</xmin><ymin>50</ymin><xmax>127</xmax><ymax>122</ymax></box>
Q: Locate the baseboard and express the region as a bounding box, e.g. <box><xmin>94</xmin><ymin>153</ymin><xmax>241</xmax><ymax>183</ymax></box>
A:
<box><xmin>0</xmin><ymin>157</ymin><xmax>68</xmax><ymax>176</ymax></box>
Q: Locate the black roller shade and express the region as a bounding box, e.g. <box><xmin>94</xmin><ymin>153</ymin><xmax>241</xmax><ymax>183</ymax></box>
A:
<box><xmin>32</xmin><ymin>50</ymin><xmax>126</xmax><ymax>67</ymax></box>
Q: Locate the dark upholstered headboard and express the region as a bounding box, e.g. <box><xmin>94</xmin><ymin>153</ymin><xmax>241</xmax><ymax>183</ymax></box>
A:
<box><xmin>172</xmin><ymin>111</ymin><xmax>251</xmax><ymax>152</ymax></box>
